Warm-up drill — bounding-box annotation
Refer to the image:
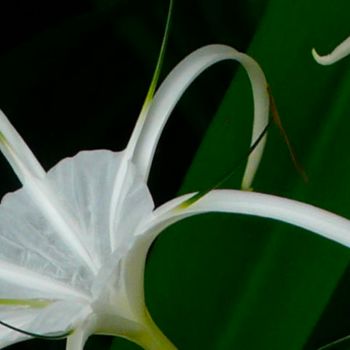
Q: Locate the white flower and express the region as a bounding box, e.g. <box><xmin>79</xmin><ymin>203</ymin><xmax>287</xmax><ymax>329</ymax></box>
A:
<box><xmin>0</xmin><ymin>43</ymin><xmax>350</xmax><ymax>350</ymax></box>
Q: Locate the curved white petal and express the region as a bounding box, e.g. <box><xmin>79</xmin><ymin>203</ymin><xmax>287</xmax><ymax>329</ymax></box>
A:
<box><xmin>66</xmin><ymin>315</ymin><xmax>96</xmax><ymax>350</ymax></box>
<box><xmin>313</xmin><ymin>35</ymin><xmax>350</xmax><ymax>65</ymax></box>
<box><xmin>0</xmin><ymin>110</ymin><xmax>45</xmax><ymax>184</ymax></box>
<box><xmin>66</xmin><ymin>328</ymin><xmax>90</xmax><ymax>350</ymax></box>
<box><xmin>132</xmin><ymin>45</ymin><xmax>269</xmax><ymax>189</ymax></box>
<box><xmin>119</xmin><ymin>190</ymin><xmax>347</xmax><ymax>310</ymax></box>
<box><xmin>141</xmin><ymin>190</ymin><xmax>350</xmax><ymax>249</ymax></box>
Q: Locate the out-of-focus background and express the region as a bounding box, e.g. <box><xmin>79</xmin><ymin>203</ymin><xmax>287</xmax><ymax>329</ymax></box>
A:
<box><xmin>1</xmin><ymin>0</ymin><xmax>350</xmax><ymax>349</ymax></box>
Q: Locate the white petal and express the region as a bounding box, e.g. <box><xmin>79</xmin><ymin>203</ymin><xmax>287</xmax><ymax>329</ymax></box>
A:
<box><xmin>0</xmin><ymin>301</ymin><xmax>90</xmax><ymax>348</ymax></box>
<box><xmin>66</xmin><ymin>329</ymin><xmax>90</xmax><ymax>350</ymax></box>
<box><xmin>1</xmin><ymin>170</ymin><xmax>98</xmax><ymax>274</ymax></box>
<box><xmin>0</xmin><ymin>113</ymin><xmax>99</xmax><ymax>272</ymax></box>
<box><xmin>66</xmin><ymin>315</ymin><xmax>96</xmax><ymax>350</ymax></box>
<box><xmin>312</xmin><ymin>35</ymin><xmax>350</xmax><ymax>65</ymax></box>
<box><xmin>141</xmin><ymin>190</ymin><xmax>350</xmax><ymax>248</ymax></box>
<box><xmin>47</xmin><ymin>150</ymin><xmax>154</xmax><ymax>255</ymax></box>
<box><xmin>132</xmin><ymin>45</ymin><xmax>269</xmax><ymax>188</ymax></box>
<box><xmin>121</xmin><ymin>234</ymin><xmax>153</xmax><ymax>316</ymax></box>
<box><xmin>0</xmin><ymin>150</ymin><xmax>152</xmax><ymax>305</ymax></box>
<box><xmin>0</xmin><ymin>110</ymin><xmax>45</xmax><ymax>184</ymax></box>
<box><xmin>25</xmin><ymin>300</ymin><xmax>91</xmax><ymax>336</ymax></box>
<box><xmin>0</xmin><ymin>308</ymin><xmax>62</xmax><ymax>348</ymax></box>
<box><xmin>0</xmin><ymin>260</ymin><xmax>89</xmax><ymax>301</ymax></box>
<box><xmin>0</xmin><ymin>178</ymin><xmax>95</xmax><ymax>296</ymax></box>
<box><xmin>0</xmin><ymin>311</ymin><xmax>34</xmax><ymax>348</ymax></box>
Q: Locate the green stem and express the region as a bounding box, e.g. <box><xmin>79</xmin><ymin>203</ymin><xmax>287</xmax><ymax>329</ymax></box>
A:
<box><xmin>133</xmin><ymin>310</ymin><xmax>177</xmax><ymax>350</ymax></box>
<box><xmin>97</xmin><ymin>309</ymin><xmax>177</xmax><ymax>350</ymax></box>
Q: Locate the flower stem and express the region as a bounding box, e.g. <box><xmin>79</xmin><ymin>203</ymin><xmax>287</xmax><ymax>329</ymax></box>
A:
<box><xmin>96</xmin><ymin>308</ymin><xmax>177</xmax><ymax>349</ymax></box>
<box><xmin>134</xmin><ymin>310</ymin><xmax>177</xmax><ymax>350</ymax></box>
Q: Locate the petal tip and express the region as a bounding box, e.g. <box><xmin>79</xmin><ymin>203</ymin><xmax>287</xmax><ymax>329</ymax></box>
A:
<box><xmin>311</xmin><ymin>48</ymin><xmax>330</xmax><ymax>65</ymax></box>
<box><xmin>312</xmin><ymin>35</ymin><xmax>350</xmax><ymax>65</ymax></box>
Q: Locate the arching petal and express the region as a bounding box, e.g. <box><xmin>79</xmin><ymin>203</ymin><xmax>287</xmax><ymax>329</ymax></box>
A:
<box><xmin>131</xmin><ymin>45</ymin><xmax>269</xmax><ymax>189</ymax></box>
<box><xmin>66</xmin><ymin>315</ymin><xmax>96</xmax><ymax>350</ymax></box>
<box><xmin>0</xmin><ymin>110</ymin><xmax>45</xmax><ymax>184</ymax></box>
<box><xmin>123</xmin><ymin>190</ymin><xmax>350</xmax><ymax>314</ymax></box>
<box><xmin>132</xmin><ymin>190</ymin><xmax>350</xmax><ymax>272</ymax></box>
<box><xmin>179</xmin><ymin>191</ymin><xmax>350</xmax><ymax>244</ymax></box>
<box><xmin>313</xmin><ymin>35</ymin><xmax>350</xmax><ymax>65</ymax></box>
<box><xmin>157</xmin><ymin>190</ymin><xmax>350</xmax><ymax>246</ymax></box>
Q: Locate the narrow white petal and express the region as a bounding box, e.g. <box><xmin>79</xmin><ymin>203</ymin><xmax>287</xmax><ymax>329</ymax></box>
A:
<box><xmin>1</xmin><ymin>178</ymin><xmax>98</xmax><ymax>274</ymax></box>
<box><xmin>24</xmin><ymin>181</ymin><xmax>98</xmax><ymax>273</ymax></box>
<box><xmin>108</xmin><ymin>154</ymin><xmax>130</xmax><ymax>250</ymax></box>
<box><xmin>0</xmin><ymin>182</ymin><xmax>95</xmax><ymax>295</ymax></box>
<box><xmin>97</xmin><ymin>188</ymin><xmax>350</xmax><ymax>318</ymax></box>
<box><xmin>0</xmin><ymin>113</ymin><xmax>98</xmax><ymax>273</ymax></box>
<box><xmin>106</xmin><ymin>155</ymin><xmax>154</xmax><ymax>252</ymax></box>
<box><xmin>66</xmin><ymin>329</ymin><xmax>89</xmax><ymax>350</ymax></box>
<box><xmin>132</xmin><ymin>45</ymin><xmax>269</xmax><ymax>188</ymax></box>
<box><xmin>142</xmin><ymin>190</ymin><xmax>350</xmax><ymax>248</ymax></box>
<box><xmin>66</xmin><ymin>316</ymin><xmax>96</xmax><ymax>350</ymax></box>
<box><xmin>312</xmin><ymin>35</ymin><xmax>350</xmax><ymax>65</ymax></box>
<box><xmin>0</xmin><ymin>110</ymin><xmax>45</xmax><ymax>184</ymax></box>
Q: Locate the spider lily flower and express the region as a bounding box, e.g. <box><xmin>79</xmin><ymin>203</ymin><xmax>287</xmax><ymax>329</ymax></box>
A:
<box><xmin>1</xmin><ymin>45</ymin><xmax>350</xmax><ymax>350</ymax></box>
<box><xmin>0</xmin><ymin>44</ymin><xmax>268</xmax><ymax>350</ymax></box>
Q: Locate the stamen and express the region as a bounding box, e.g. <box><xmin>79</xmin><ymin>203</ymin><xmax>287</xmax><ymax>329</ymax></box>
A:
<box><xmin>268</xmin><ymin>87</ymin><xmax>308</xmax><ymax>182</ymax></box>
<box><xmin>0</xmin><ymin>319</ymin><xmax>73</xmax><ymax>340</ymax></box>
<box><xmin>179</xmin><ymin>119</ymin><xmax>271</xmax><ymax>208</ymax></box>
